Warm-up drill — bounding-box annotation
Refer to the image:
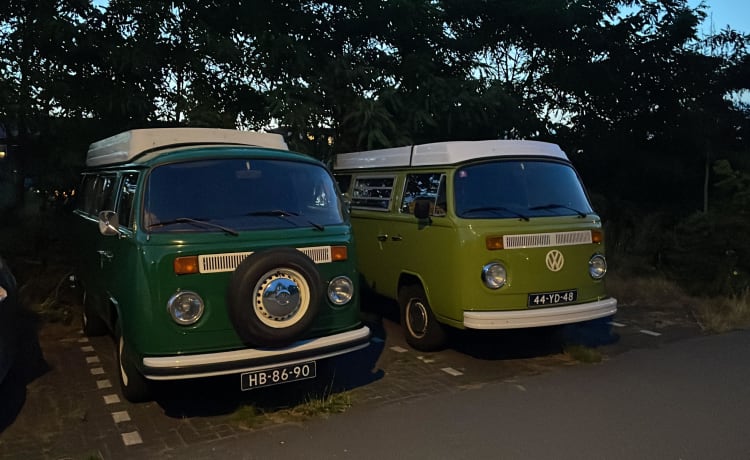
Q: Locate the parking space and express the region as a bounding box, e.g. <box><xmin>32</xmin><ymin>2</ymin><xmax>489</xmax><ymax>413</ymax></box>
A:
<box><xmin>0</xmin><ymin>299</ymin><xmax>702</xmax><ymax>459</ymax></box>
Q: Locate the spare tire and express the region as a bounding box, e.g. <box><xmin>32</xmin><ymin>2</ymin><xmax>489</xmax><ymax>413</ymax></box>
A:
<box><xmin>227</xmin><ymin>248</ymin><xmax>322</xmax><ymax>347</ymax></box>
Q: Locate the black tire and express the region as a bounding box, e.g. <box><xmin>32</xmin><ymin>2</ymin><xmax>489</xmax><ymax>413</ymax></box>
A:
<box><xmin>82</xmin><ymin>291</ymin><xmax>108</xmax><ymax>337</ymax></box>
<box><xmin>115</xmin><ymin>323</ymin><xmax>151</xmax><ymax>403</ymax></box>
<box><xmin>227</xmin><ymin>248</ymin><xmax>322</xmax><ymax>347</ymax></box>
<box><xmin>398</xmin><ymin>284</ymin><xmax>447</xmax><ymax>351</ymax></box>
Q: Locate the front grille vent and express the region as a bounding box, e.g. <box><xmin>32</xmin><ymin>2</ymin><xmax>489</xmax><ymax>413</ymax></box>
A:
<box><xmin>503</xmin><ymin>231</ymin><xmax>592</xmax><ymax>249</ymax></box>
<box><xmin>197</xmin><ymin>246</ymin><xmax>332</xmax><ymax>273</ymax></box>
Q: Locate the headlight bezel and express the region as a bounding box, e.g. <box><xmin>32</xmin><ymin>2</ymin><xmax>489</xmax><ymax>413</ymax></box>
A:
<box><xmin>482</xmin><ymin>262</ymin><xmax>507</xmax><ymax>289</ymax></box>
<box><xmin>167</xmin><ymin>290</ymin><xmax>205</xmax><ymax>326</ymax></box>
<box><xmin>327</xmin><ymin>275</ymin><xmax>354</xmax><ymax>306</ymax></box>
<box><xmin>589</xmin><ymin>254</ymin><xmax>608</xmax><ymax>280</ymax></box>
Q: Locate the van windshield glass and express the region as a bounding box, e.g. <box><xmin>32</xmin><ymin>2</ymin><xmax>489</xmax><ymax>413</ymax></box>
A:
<box><xmin>144</xmin><ymin>159</ymin><xmax>343</xmax><ymax>232</ymax></box>
<box><xmin>454</xmin><ymin>160</ymin><xmax>593</xmax><ymax>219</ymax></box>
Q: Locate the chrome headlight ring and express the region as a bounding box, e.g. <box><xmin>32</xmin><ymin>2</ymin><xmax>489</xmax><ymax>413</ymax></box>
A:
<box><xmin>589</xmin><ymin>254</ymin><xmax>608</xmax><ymax>280</ymax></box>
<box><xmin>482</xmin><ymin>262</ymin><xmax>507</xmax><ymax>289</ymax></box>
<box><xmin>167</xmin><ymin>290</ymin><xmax>205</xmax><ymax>326</ymax></box>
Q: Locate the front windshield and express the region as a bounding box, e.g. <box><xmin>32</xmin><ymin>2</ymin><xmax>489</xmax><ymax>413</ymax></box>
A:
<box><xmin>144</xmin><ymin>158</ymin><xmax>343</xmax><ymax>232</ymax></box>
<box><xmin>454</xmin><ymin>160</ymin><xmax>593</xmax><ymax>219</ymax></box>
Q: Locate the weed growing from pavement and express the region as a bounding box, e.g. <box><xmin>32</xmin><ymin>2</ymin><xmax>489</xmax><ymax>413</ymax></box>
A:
<box><xmin>564</xmin><ymin>345</ymin><xmax>603</xmax><ymax>364</ymax></box>
<box><xmin>230</xmin><ymin>388</ymin><xmax>353</xmax><ymax>429</ymax></box>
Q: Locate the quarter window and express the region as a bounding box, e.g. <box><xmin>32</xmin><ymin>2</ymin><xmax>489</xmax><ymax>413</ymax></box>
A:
<box><xmin>351</xmin><ymin>176</ymin><xmax>395</xmax><ymax>211</ymax></box>
<box><xmin>400</xmin><ymin>173</ymin><xmax>447</xmax><ymax>216</ymax></box>
<box><xmin>118</xmin><ymin>173</ymin><xmax>138</xmax><ymax>229</ymax></box>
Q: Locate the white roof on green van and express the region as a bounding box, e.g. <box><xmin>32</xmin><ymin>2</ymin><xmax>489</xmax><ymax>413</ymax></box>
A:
<box><xmin>333</xmin><ymin>140</ymin><xmax>568</xmax><ymax>170</ymax></box>
<box><xmin>86</xmin><ymin>128</ymin><xmax>288</xmax><ymax>167</ymax></box>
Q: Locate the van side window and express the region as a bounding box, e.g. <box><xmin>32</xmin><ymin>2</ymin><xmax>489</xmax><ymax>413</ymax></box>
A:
<box><xmin>334</xmin><ymin>174</ymin><xmax>352</xmax><ymax>195</ymax></box>
<box><xmin>77</xmin><ymin>174</ymin><xmax>117</xmax><ymax>216</ymax></box>
<box><xmin>351</xmin><ymin>176</ymin><xmax>395</xmax><ymax>211</ymax></box>
<box><xmin>401</xmin><ymin>173</ymin><xmax>447</xmax><ymax>216</ymax></box>
<box><xmin>118</xmin><ymin>173</ymin><xmax>138</xmax><ymax>229</ymax></box>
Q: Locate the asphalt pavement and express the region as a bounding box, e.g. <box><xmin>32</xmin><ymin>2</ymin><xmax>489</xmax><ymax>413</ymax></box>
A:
<box><xmin>160</xmin><ymin>329</ymin><xmax>750</xmax><ymax>460</ymax></box>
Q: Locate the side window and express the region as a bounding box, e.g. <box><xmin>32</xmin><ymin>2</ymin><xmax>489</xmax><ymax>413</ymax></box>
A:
<box><xmin>400</xmin><ymin>173</ymin><xmax>447</xmax><ymax>216</ymax></box>
<box><xmin>117</xmin><ymin>173</ymin><xmax>138</xmax><ymax>229</ymax></box>
<box><xmin>93</xmin><ymin>174</ymin><xmax>117</xmax><ymax>215</ymax></box>
<box><xmin>77</xmin><ymin>175</ymin><xmax>98</xmax><ymax>215</ymax></box>
<box><xmin>351</xmin><ymin>176</ymin><xmax>395</xmax><ymax>211</ymax></box>
<box><xmin>334</xmin><ymin>174</ymin><xmax>352</xmax><ymax>195</ymax></box>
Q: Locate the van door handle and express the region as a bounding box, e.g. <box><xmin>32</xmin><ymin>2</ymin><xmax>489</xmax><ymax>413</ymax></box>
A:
<box><xmin>376</xmin><ymin>234</ymin><xmax>388</xmax><ymax>242</ymax></box>
<box><xmin>391</xmin><ymin>235</ymin><xmax>403</xmax><ymax>241</ymax></box>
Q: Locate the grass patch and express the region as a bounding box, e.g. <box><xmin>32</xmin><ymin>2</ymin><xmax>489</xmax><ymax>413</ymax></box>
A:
<box><xmin>564</xmin><ymin>344</ymin><xmax>603</xmax><ymax>363</ymax></box>
<box><xmin>692</xmin><ymin>289</ymin><xmax>750</xmax><ymax>334</ymax></box>
<box><xmin>230</xmin><ymin>389</ymin><xmax>353</xmax><ymax>430</ymax></box>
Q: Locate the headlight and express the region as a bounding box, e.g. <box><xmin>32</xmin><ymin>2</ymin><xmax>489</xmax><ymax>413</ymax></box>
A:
<box><xmin>328</xmin><ymin>276</ymin><xmax>354</xmax><ymax>305</ymax></box>
<box><xmin>482</xmin><ymin>263</ymin><xmax>507</xmax><ymax>289</ymax></box>
<box><xmin>589</xmin><ymin>254</ymin><xmax>607</xmax><ymax>279</ymax></box>
<box><xmin>167</xmin><ymin>291</ymin><xmax>205</xmax><ymax>325</ymax></box>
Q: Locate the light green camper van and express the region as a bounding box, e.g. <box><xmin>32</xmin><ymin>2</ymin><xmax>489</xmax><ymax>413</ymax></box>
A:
<box><xmin>73</xmin><ymin>128</ymin><xmax>369</xmax><ymax>401</ymax></box>
<box><xmin>334</xmin><ymin>140</ymin><xmax>616</xmax><ymax>351</ymax></box>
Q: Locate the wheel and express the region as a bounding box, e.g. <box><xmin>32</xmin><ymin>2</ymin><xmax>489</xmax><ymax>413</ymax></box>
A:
<box><xmin>115</xmin><ymin>323</ymin><xmax>151</xmax><ymax>402</ymax></box>
<box><xmin>81</xmin><ymin>291</ymin><xmax>108</xmax><ymax>336</ymax></box>
<box><xmin>227</xmin><ymin>248</ymin><xmax>322</xmax><ymax>347</ymax></box>
<box><xmin>398</xmin><ymin>284</ymin><xmax>446</xmax><ymax>351</ymax></box>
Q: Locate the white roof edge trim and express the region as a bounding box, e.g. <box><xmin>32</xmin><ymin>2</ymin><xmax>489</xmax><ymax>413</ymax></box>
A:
<box><xmin>333</xmin><ymin>140</ymin><xmax>568</xmax><ymax>170</ymax></box>
<box><xmin>86</xmin><ymin>128</ymin><xmax>289</xmax><ymax>167</ymax></box>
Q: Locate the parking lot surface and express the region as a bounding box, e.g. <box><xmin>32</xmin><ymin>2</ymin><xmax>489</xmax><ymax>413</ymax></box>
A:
<box><xmin>0</xmin><ymin>298</ymin><xmax>702</xmax><ymax>459</ymax></box>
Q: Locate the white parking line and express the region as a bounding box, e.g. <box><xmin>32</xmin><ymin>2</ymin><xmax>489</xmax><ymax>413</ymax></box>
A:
<box><xmin>90</xmin><ymin>367</ymin><xmax>105</xmax><ymax>375</ymax></box>
<box><xmin>639</xmin><ymin>329</ymin><xmax>662</xmax><ymax>337</ymax></box>
<box><xmin>103</xmin><ymin>394</ymin><xmax>120</xmax><ymax>405</ymax></box>
<box><xmin>390</xmin><ymin>346</ymin><xmax>408</xmax><ymax>353</ymax></box>
<box><xmin>112</xmin><ymin>410</ymin><xmax>131</xmax><ymax>423</ymax></box>
<box><xmin>86</xmin><ymin>356</ymin><xmax>101</xmax><ymax>364</ymax></box>
<box><xmin>441</xmin><ymin>367</ymin><xmax>464</xmax><ymax>376</ymax></box>
<box><xmin>97</xmin><ymin>379</ymin><xmax>112</xmax><ymax>389</ymax></box>
<box><xmin>608</xmin><ymin>321</ymin><xmax>627</xmax><ymax>328</ymax></box>
<box><xmin>121</xmin><ymin>431</ymin><xmax>143</xmax><ymax>446</ymax></box>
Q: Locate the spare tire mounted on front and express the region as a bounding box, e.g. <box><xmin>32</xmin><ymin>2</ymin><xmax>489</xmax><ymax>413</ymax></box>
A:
<box><xmin>228</xmin><ymin>248</ymin><xmax>322</xmax><ymax>347</ymax></box>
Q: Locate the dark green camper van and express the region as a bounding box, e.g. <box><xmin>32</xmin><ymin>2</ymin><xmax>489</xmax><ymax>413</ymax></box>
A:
<box><xmin>335</xmin><ymin>140</ymin><xmax>616</xmax><ymax>351</ymax></box>
<box><xmin>73</xmin><ymin>128</ymin><xmax>369</xmax><ymax>401</ymax></box>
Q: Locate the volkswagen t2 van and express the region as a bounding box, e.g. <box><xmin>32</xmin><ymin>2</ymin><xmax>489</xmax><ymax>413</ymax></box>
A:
<box><xmin>334</xmin><ymin>140</ymin><xmax>616</xmax><ymax>351</ymax></box>
<box><xmin>73</xmin><ymin>128</ymin><xmax>369</xmax><ymax>401</ymax></box>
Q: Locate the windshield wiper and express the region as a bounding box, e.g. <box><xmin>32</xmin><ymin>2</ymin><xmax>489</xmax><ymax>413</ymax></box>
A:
<box><xmin>148</xmin><ymin>217</ymin><xmax>239</xmax><ymax>236</ymax></box>
<box><xmin>528</xmin><ymin>203</ymin><xmax>587</xmax><ymax>218</ymax></box>
<box><xmin>245</xmin><ymin>210</ymin><xmax>324</xmax><ymax>231</ymax></box>
<box><xmin>461</xmin><ymin>206</ymin><xmax>530</xmax><ymax>221</ymax></box>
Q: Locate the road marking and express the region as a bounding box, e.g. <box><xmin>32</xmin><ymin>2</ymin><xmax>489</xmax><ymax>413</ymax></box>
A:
<box><xmin>90</xmin><ymin>367</ymin><xmax>105</xmax><ymax>375</ymax></box>
<box><xmin>78</xmin><ymin>337</ymin><xmax>89</xmax><ymax>343</ymax></box>
<box><xmin>441</xmin><ymin>367</ymin><xmax>463</xmax><ymax>376</ymax></box>
<box><xmin>417</xmin><ymin>356</ymin><xmax>436</xmax><ymax>364</ymax></box>
<box><xmin>121</xmin><ymin>431</ymin><xmax>143</xmax><ymax>446</ymax></box>
<box><xmin>608</xmin><ymin>321</ymin><xmax>627</xmax><ymax>327</ymax></box>
<box><xmin>97</xmin><ymin>379</ymin><xmax>112</xmax><ymax>389</ymax></box>
<box><xmin>86</xmin><ymin>356</ymin><xmax>101</xmax><ymax>364</ymax></box>
<box><xmin>639</xmin><ymin>329</ymin><xmax>662</xmax><ymax>337</ymax></box>
<box><xmin>103</xmin><ymin>394</ymin><xmax>120</xmax><ymax>405</ymax></box>
<box><xmin>81</xmin><ymin>345</ymin><xmax>95</xmax><ymax>352</ymax></box>
<box><xmin>390</xmin><ymin>346</ymin><xmax>408</xmax><ymax>353</ymax></box>
<box><xmin>112</xmin><ymin>411</ymin><xmax>131</xmax><ymax>423</ymax></box>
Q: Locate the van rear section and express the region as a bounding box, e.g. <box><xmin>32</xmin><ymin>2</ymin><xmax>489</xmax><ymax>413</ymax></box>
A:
<box><xmin>334</xmin><ymin>140</ymin><xmax>617</xmax><ymax>350</ymax></box>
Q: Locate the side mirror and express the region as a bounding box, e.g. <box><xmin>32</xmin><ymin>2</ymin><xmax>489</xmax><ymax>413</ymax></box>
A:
<box><xmin>98</xmin><ymin>210</ymin><xmax>121</xmax><ymax>236</ymax></box>
<box><xmin>413</xmin><ymin>198</ymin><xmax>432</xmax><ymax>220</ymax></box>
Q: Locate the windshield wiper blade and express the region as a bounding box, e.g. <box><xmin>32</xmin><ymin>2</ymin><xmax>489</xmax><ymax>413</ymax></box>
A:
<box><xmin>148</xmin><ymin>217</ymin><xmax>239</xmax><ymax>236</ymax></box>
<box><xmin>528</xmin><ymin>203</ymin><xmax>587</xmax><ymax>218</ymax></box>
<box><xmin>246</xmin><ymin>210</ymin><xmax>324</xmax><ymax>231</ymax></box>
<box><xmin>462</xmin><ymin>206</ymin><xmax>530</xmax><ymax>221</ymax></box>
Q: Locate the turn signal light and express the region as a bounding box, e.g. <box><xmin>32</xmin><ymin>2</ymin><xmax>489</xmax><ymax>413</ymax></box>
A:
<box><xmin>331</xmin><ymin>246</ymin><xmax>348</xmax><ymax>261</ymax></box>
<box><xmin>486</xmin><ymin>236</ymin><xmax>504</xmax><ymax>250</ymax></box>
<box><xmin>592</xmin><ymin>230</ymin><xmax>604</xmax><ymax>244</ymax></box>
<box><xmin>174</xmin><ymin>256</ymin><xmax>200</xmax><ymax>275</ymax></box>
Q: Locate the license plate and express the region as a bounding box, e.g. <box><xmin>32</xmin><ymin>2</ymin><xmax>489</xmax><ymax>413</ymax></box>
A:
<box><xmin>241</xmin><ymin>361</ymin><xmax>316</xmax><ymax>391</ymax></box>
<box><xmin>528</xmin><ymin>289</ymin><xmax>577</xmax><ymax>307</ymax></box>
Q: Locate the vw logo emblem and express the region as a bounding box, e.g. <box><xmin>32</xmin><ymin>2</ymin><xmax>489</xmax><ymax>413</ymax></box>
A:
<box><xmin>545</xmin><ymin>250</ymin><xmax>565</xmax><ymax>272</ymax></box>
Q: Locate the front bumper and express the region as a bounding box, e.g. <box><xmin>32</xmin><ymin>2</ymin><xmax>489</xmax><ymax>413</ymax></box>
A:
<box><xmin>142</xmin><ymin>325</ymin><xmax>371</xmax><ymax>381</ymax></box>
<box><xmin>463</xmin><ymin>298</ymin><xmax>617</xmax><ymax>330</ymax></box>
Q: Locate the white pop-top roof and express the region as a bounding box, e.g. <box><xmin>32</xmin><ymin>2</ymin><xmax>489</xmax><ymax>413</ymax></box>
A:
<box><xmin>333</xmin><ymin>140</ymin><xmax>568</xmax><ymax>170</ymax></box>
<box><xmin>86</xmin><ymin>128</ymin><xmax>288</xmax><ymax>167</ymax></box>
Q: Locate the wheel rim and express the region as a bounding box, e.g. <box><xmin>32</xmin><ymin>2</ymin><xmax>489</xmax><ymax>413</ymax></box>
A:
<box><xmin>406</xmin><ymin>299</ymin><xmax>428</xmax><ymax>339</ymax></box>
<box><xmin>253</xmin><ymin>268</ymin><xmax>311</xmax><ymax>328</ymax></box>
